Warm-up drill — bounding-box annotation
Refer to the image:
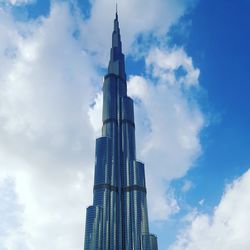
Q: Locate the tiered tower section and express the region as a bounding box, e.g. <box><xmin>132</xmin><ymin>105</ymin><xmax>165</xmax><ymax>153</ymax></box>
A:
<box><xmin>84</xmin><ymin>11</ymin><xmax>158</xmax><ymax>250</ymax></box>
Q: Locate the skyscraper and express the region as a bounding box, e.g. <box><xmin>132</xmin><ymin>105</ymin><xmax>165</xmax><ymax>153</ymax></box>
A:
<box><xmin>84</xmin><ymin>10</ymin><xmax>158</xmax><ymax>250</ymax></box>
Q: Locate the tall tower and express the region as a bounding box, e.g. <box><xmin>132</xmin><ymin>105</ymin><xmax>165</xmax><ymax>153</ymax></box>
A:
<box><xmin>84</xmin><ymin>10</ymin><xmax>158</xmax><ymax>250</ymax></box>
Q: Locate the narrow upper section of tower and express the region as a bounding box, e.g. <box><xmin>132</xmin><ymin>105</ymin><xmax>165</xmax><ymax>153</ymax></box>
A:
<box><xmin>112</xmin><ymin>9</ymin><xmax>121</xmax><ymax>49</ymax></box>
<box><xmin>107</xmin><ymin>8</ymin><xmax>126</xmax><ymax>79</ymax></box>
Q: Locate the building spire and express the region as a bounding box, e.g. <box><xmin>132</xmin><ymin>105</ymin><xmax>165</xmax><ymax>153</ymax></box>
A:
<box><xmin>114</xmin><ymin>4</ymin><xmax>119</xmax><ymax>34</ymax></box>
<box><xmin>107</xmin><ymin>3</ymin><xmax>126</xmax><ymax>79</ymax></box>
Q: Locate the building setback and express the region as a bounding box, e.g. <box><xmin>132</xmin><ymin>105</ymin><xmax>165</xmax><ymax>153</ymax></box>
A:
<box><xmin>84</xmin><ymin>10</ymin><xmax>158</xmax><ymax>250</ymax></box>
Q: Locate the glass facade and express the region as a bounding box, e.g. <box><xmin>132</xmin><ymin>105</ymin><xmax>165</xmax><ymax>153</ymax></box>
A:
<box><xmin>84</xmin><ymin>11</ymin><xmax>158</xmax><ymax>250</ymax></box>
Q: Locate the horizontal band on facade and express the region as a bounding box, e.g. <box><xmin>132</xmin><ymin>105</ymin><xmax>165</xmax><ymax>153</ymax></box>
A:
<box><xmin>94</xmin><ymin>184</ymin><xmax>146</xmax><ymax>193</ymax></box>
<box><xmin>122</xmin><ymin>185</ymin><xmax>146</xmax><ymax>193</ymax></box>
<box><xmin>94</xmin><ymin>184</ymin><xmax>118</xmax><ymax>192</ymax></box>
<box><xmin>103</xmin><ymin>118</ymin><xmax>135</xmax><ymax>128</ymax></box>
<box><xmin>104</xmin><ymin>73</ymin><xmax>126</xmax><ymax>83</ymax></box>
<box><xmin>122</xmin><ymin>119</ymin><xmax>135</xmax><ymax>128</ymax></box>
<box><xmin>103</xmin><ymin>118</ymin><xmax>118</xmax><ymax>125</ymax></box>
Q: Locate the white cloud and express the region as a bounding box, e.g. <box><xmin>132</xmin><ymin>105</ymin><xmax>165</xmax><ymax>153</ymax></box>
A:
<box><xmin>2</xmin><ymin>0</ymin><xmax>35</xmax><ymax>6</ymax></box>
<box><xmin>169</xmin><ymin>169</ymin><xmax>250</xmax><ymax>250</ymax></box>
<box><xmin>146</xmin><ymin>47</ymin><xmax>200</xmax><ymax>86</ymax></box>
<box><xmin>127</xmin><ymin>47</ymin><xmax>204</xmax><ymax>220</ymax></box>
<box><xmin>88</xmin><ymin>92</ymin><xmax>103</xmax><ymax>138</ymax></box>
<box><xmin>0</xmin><ymin>0</ymin><xmax>204</xmax><ymax>249</ymax></box>
<box><xmin>199</xmin><ymin>199</ymin><xmax>205</xmax><ymax>206</ymax></box>
<box><xmin>0</xmin><ymin>3</ymin><xmax>98</xmax><ymax>249</ymax></box>
<box><xmin>182</xmin><ymin>180</ymin><xmax>193</xmax><ymax>193</ymax></box>
<box><xmin>0</xmin><ymin>178</ymin><xmax>27</xmax><ymax>250</ymax></box>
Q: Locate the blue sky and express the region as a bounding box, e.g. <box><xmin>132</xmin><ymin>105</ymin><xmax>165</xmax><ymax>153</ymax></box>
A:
<box><xmin>184</xmin><ymin>0</ymin><xmax>250</xmax><ymax>207</ymax></box>
<box><xmin>0</xmin><ymin>0</ymin><xmax>250</xmax><ymax>249</ymax></box>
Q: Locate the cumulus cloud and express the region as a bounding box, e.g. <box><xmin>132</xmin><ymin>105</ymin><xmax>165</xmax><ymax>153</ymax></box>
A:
<box><xmin>182</xmin><ymin>180</ymin><xmax>193</xmax><ymax>193</ymax></box>
<box><xmin>88</xmin><ymin>92</ymin><xmax>103</xmax><ymax>138</ymax></box>
<box><xmin>127</xmin><ymin>47</ymin><xmax>203</xmax><ymax>220</ymax></box>
<box><xmin>0</xmin><ymin>178</ymin><xmax>27</xmax><ymax>250</ymax></box>
<box><xmin>146</xmin><ymin>48</ymin><xmax>200</xmax><ymax>85</ymax></box>
<box><xmin>0</xmin><ymin>0</ymin><xmax>204</xmax><ymax>249</ymax></box>
<box><xmin>169</xmin><ymin>169</ymin><xmax>250</xmax><ymax>250</ymax></box>
<box><xmin>1</xmin><ymin>0</ymin><xmax>35</xmax><ymax>6</ymax></box>
<box><xmin>0</xmin><ymin>3</ymin><xmax>98</xmax><ymax>249</ymax></box>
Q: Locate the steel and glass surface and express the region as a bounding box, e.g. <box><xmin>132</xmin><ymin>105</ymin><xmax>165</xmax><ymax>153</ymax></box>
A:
<box><xmin>84</xmin><ymin>11</ymin><xmax>158</xmax><ymax>250</ymax></box>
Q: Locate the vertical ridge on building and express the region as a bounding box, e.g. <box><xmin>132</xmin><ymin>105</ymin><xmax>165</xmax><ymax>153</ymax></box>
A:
<box><xmin>84</xmin><ymin>10</ymin><xmax>158</xmax><ymax>250</ymax></box>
